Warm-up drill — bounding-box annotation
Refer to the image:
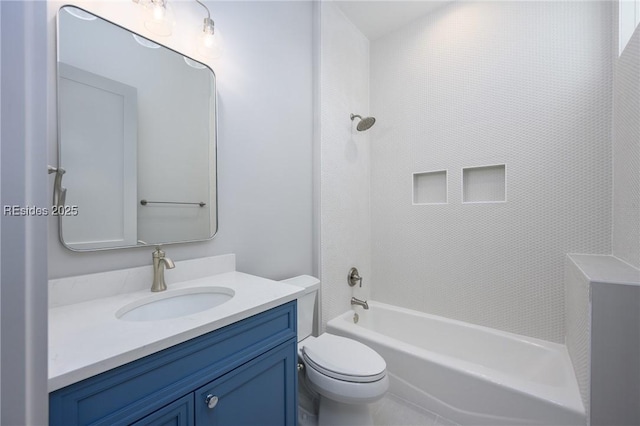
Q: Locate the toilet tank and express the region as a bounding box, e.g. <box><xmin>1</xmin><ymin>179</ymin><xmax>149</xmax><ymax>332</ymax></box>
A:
<box><xmin>280</xmin><ymin>275</ymin><xmax>320</xmax><ymax>342</ymax></box>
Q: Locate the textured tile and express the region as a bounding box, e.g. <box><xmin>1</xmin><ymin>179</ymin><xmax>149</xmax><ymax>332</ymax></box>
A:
<box><xmin>612</xmin><ymin>21</ymin><xmax>640</xmax><ymax>269</ymax></box>
<box><xmin>320</xmin><ymin>2</ymin><xmax>372</xmax><ymax>330</ymax></box>
<box><xmin>368</xmin><ymin>1</ymin><xmax>614</xmax><ymax>342</ymax></box>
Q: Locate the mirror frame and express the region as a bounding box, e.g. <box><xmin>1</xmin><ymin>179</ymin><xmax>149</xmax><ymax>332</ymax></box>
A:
<box><xmin>56</xmin><ymin>5</ymin><xmax>219</xmax><ymax>251</ymax></box>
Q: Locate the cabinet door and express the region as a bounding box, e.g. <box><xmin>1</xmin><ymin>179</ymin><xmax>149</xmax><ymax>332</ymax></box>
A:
<box><xmin>195</xmin><ymin>340</ymin><xmax>297</xmax><ymax>426</ymax></box>
<box><xmin>131</xmin><ymin>394</ymin><xmax>194</xmax><ymax>426</ymax></box>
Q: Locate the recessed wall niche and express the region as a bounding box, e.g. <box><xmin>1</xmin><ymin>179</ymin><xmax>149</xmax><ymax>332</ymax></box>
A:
<box><xmin>462</xmin><ymin>164</ymin><xmax>506</xmax><ymax>203</ymax></box>
<box><xmin>412</xmin><ymin>170</ymin><xmax>447</xmax><ymax>205</ymax></box>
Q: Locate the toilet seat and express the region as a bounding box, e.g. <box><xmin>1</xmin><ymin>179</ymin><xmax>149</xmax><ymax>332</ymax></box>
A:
<box><xmin>301</xmin><ymin>334</ymin><xmax>386</xmax><ymax>383</ymax></box>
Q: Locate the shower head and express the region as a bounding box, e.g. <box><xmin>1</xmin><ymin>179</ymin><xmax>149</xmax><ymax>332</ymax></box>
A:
<box><xmin>350</xmin><ymin>113</ymin><xmax>376</xmax><ymax>131</ymax></box>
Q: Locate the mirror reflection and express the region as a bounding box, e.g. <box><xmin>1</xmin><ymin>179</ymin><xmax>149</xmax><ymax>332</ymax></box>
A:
<box><xmin>57</xmin><ymin>6</ymin><xmax>217</xmax><ymax>251</ymax></box>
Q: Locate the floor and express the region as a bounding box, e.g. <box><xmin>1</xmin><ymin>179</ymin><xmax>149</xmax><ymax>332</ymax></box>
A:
<box><xmin>297</xmin><ymin>388</ymin><xmax>459</xmax><ymax>426</ymax></box>
<box><xmin>371</xmin><ymin>394</ymin><xmax>459</xmax><ymax>426</ymax></box>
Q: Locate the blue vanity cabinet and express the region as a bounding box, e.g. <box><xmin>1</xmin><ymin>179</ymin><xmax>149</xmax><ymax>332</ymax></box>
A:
<box><xmin>195</xmin><ymin>340</ymin><xmax>297</xmax><ymax>425</ymax></box>
<box><xmin>131</xmin><ymin>394</ymin><xmax>194</xmax><ymax>426</ymax></box>
<box><xmin>49</xmin><ymin>302</ymin><xmax>297</xmax><ymax>426</ymax></box>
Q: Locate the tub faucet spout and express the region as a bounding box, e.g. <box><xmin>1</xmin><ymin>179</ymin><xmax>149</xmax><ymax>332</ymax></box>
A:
<box><xmin>351</xmin><ymin>297</ymin><xmax>369</xmax><ymax>310</ymax></box>
<box><xmin>151</xmin><ymin>247</ymin><xmax>175</xmax><ymax>292</ymax></box>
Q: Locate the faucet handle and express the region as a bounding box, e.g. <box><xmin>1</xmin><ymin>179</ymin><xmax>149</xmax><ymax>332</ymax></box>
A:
<box><xmin>152</xmin><ymin>246</ymin><xmax>175</xmax><ymax>268</ymax></box>
<box><xmin>153</xmin><ymin>246</ymin><xmax>165</xmax><ymax>258</ymax></box>
<box><xmin>348</xmin><ymin>267</ymin><xmax>363</xmax><ymax>288</ymax></box>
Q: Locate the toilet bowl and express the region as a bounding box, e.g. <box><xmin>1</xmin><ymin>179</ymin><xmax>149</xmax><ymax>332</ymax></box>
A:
<box><xmin>301</xmin><ymin>334</ymin><xmax>388</xmax><ymax>399</ymax></box>
<box><xmin>282</xmin><ymin>275</ymin><xmax>388</xmax><ymax>426</ymax></box>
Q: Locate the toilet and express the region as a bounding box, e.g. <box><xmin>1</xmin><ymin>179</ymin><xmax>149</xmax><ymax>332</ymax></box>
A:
<box><xmin>282</xmin><ymin>276</ymin><xmax>388</xmax><ymax>426</ymax></box>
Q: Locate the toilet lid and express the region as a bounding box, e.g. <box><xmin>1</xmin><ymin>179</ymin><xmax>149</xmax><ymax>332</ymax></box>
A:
<box><xmin>301</xmin><ymin>334</ymin><xmax>386</xmax><ymax>383</ymax></box>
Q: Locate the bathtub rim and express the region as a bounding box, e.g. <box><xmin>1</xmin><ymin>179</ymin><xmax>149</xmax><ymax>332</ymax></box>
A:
<box><xmin>326</xmin><ymin>301</ymin><xmax>585</xmax><ymax>418</ymax></box>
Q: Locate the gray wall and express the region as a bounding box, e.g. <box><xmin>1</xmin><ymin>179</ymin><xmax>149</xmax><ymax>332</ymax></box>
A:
<box><xmin>590</xmin><ymin>282</ymin><xmax>640</xmax><ymax>425</ymax></box>
<box><xmin>564</xmin><ymin>255</ymin><xmax>592</xmax><ymax>418</ymax></box>
<box><xmin>1</xmin><ymin>1</ymin><xmax>49</xmax><ymax>424</ymax></box>
<box><xmin>369</xmin><ymin>1</ymin><xmax>614</xmax><ymax>342</ymax></box>
<box><xmin>47</xmin><ymin>1</ymin><xmax>315</xmax><ymax>281</ymax></box>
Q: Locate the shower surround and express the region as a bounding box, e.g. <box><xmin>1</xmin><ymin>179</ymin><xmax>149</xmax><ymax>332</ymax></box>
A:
<box><xmin>368</xmin><ymin>1</ymin><xmax>614</xmax><ymax>342</ymax></box>
<box><xmin>319</xmin><ymin>1</ymin><xmax>372</xmax><ymax>329</ymax></box>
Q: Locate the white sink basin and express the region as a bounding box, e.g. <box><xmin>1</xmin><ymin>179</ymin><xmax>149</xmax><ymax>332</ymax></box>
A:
<box><xmin>116</xmin><ymin>287</ymin><xmax>235</xmax><ymax>321</ymax></box>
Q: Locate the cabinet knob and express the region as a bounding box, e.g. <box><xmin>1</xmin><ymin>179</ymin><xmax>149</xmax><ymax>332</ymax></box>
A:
<box><xmin>205</xmin><ymin>394</ymin><xmax>219</xmax><ymax>409</ymax></box>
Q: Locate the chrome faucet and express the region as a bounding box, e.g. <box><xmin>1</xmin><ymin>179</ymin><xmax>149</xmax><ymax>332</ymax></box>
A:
<box><xmin>351</xmin><ymin>297</ymin><xmax>369</xmax><ymax>310</ymax></box>
<box><xmin>151</xmin><ymin>247</ymin><xmax>175</xmax><ymax>292</ymax></box>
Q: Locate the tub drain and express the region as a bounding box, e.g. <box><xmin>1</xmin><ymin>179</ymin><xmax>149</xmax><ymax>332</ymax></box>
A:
<box><xmin>353</xmin><ymin>312</ymin><xmax>359</xmax><ymax>323</ymax></box>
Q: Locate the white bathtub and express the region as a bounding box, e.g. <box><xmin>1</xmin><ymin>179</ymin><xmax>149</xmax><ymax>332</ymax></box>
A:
<box><xmin>327</xmin><ymin>301</ymin><xmax>585</xmax><ymax>425</ymax></box>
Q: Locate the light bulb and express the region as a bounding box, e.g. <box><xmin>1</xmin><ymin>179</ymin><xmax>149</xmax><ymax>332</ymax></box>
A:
<box><xmin>152</xmin><ymin>4</ymin><xmax>165</xmax><ymax>21</ymax></box>
<box><xmin>203</xmin><ymin>32</ymin><xmax>215</xmax><ymax>48</ymax></box>
<box><xmin>198</xmin><ymin>18</ymin><xmax>222</xmax><ymax>59</ymax></box>
<box><xmin>143</xmin><ymin>0</ymin><xmax>174</xmax><ymax>36</ymax></box>
<box><xmin>183</xmin><ymin>57</ymin><xmax>207</xmax><ymax>69</ymax></box>
<box><xmin>63</xmin><ymin>6</ymin><xmax>97</xmax><ymax>21</ymax></box>
<box><xmin>198</xmin><ymin>33</ymin><xmax>222</xmax><ymax>59</ymax></box>
<box><xmin>132</xmin><ymin>34</ymin><xmax>160</xmax><ymax>49</ymax></box>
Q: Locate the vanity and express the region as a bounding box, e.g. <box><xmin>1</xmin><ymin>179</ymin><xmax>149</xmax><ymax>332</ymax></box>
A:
<box><xmin>49</xmin><ymin>255</ymin><xmax>303</xmax><ymax>425</ymax></box>
<box><xmin>48</xmin><ymin>6</ymin><xmax>303</xmax><ymax>425</ymax></box>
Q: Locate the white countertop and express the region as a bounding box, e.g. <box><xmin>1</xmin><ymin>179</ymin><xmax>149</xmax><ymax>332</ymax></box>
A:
<box><xmin>49</xmin><ymin>270</ymin><xmax>304</xmax><ymax>392</ymax></box>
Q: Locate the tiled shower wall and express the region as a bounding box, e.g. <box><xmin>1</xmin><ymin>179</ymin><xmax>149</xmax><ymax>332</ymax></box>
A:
<box><xmin>565</xmin><ymin>15</ymin><xmax>639</xmax><ymax>422</ymax></box>
<box><xmin>612</xmin><ymin>24</ymin><xmax>640</xmax><ymax>269</ymax></box>
<box><xmin>369</xmin><ymin>1</ymin><xmax>613</xmax><ymax>342</ymax></box>
<box><xmin>319</xmin><ymin>2</ymin><xmax>371</xmax><ymax>329</ymax></box>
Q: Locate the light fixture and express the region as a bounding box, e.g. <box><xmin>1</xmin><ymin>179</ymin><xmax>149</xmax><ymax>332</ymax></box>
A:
<box><xmin>183</xmin><ymin>56</ymin><xmax>207</xmax><ymax>69</ymax></box>
<box><xmin>134</xmin><ymin>0</ymin><xmax>175</xmax><ymax>36</ymax></box>
<box><xmin>63</xmin><ymin>6</ymin><xmax>97</xmax><ymax>21</ymax></box>
<box><xmin>132</xmin><ymin>34</ymin><xmax>161</xmax><ymax>49</ymax></box>
<box><xmin>195</xmin><ymin>0</ymin><xmax>222</xmax><ymax>59</ymax></box>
